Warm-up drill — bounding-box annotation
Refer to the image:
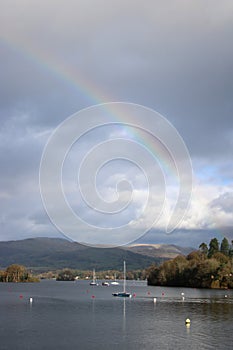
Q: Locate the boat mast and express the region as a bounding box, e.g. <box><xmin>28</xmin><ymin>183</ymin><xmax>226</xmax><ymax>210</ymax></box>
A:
<box><xmin>123</xmin><ymin>260</ymin><xmax>126</xmax><ymax>293</ymax></box>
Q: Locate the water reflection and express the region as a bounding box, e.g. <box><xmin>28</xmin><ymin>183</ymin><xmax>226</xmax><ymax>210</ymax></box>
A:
<box><xmin>91</xmin><ymin>296</ymin><xmax>96</xmax><ymax>324</ymax></box>
<box><xmin>122</xmin><ymin>298</ymin><xmax>126</xmax><ymax>333</ymax></box>
<box><xmin>185</xmin><ymin>323</ymin><xmax>191</xmax><ymax>334</ymax></box>
<box><xmin>200</xmin><ymin>301</ymin><xmax>233</xmax><ymax>321</ymax></box>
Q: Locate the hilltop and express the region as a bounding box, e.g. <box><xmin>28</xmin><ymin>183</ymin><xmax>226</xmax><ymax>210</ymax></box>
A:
<box><xmin>0</xmin><ymin>237</ymin><xmax>193</xmax><ymax>272</ymax></box>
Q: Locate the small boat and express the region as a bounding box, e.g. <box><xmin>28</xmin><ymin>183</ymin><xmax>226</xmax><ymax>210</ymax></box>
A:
<box><xmin>112</xmin><ymin>261</ymin><xmax>131</xmax><ymax>298</ymax></box>
<box><xmin>111</xmin><ymin>273</ymin><xmax>119</xmax><ymax>285</ymax></box>
<box><xmin>111</xmin><ymin>281</ymin><xmax>119</xmax><ymax>286</ymax></box>
<box><xmin>102</xmin><ymin>281</ymin><xmax>110</xmax><ymax>286</ymax></box>
<box><xmin>90</xmin><ymin>269</ymin><xmax>98</xmax><ymax>286</ymax></box>
<box><xmin>112</xmin><ymin>292</ymin><xmax>131</xmax><ymax>297</ymax></box>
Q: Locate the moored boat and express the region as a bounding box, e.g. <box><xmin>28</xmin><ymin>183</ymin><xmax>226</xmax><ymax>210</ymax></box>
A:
<box><xmin>111</xmin><ymin>273</ymin><xmax>119</xmax><ymax>285</ymax></box>
<box><xmin>102</xmin><ymin>281</ymin><xmax>110</xmax><ymax>286</ymax></box>
<box><xmin>112</xmin><ymin>261</ymin><xmax>131</xmax><ymax>298</ymax></box>
<box><xmin>90</xmin><ymin>269</ymin><xmax>98</xmax><ymax>286</ymax></box>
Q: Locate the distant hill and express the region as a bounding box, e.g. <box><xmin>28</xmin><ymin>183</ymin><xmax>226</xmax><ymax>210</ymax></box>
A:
<box><xmin>0</xmin><ymin>238</ymin><xmax>160</xmax><ymax>271</ymax></box>
<box><xmin>0</xmin><ymin>238</ymin><xmax>194</xmax><ymax>272</ymax></box>
<box><xmin>124</xmin><ymin>244</ymin><xmax>193</xmax><ymax>259</ymax></box>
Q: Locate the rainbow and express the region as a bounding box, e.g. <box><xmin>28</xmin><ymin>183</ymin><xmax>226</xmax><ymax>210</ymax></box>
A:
<box><xmin>0</xmin><ymin>34</ymin><xmax>112</xmax><ymax>105</ymax></box>
<box><xmin>1</xmin><ymin>33</ymin><xmax>179</xmax><ymax>176</ymax></box>
<box><xmin>9</xmin><ymin>35</ymin><xmax>191</xmax><ymax>199</ymax></box>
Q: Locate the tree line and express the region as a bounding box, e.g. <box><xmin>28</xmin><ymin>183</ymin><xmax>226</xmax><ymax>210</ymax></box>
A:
<box><xmin>147</xmin><ymin>237</ymin><xmax>233</xmax><ymax>289</ymax></box>
<box><xmin>0</xmin><ymin>264</ymin><xmax>39</xmax><ymax>282</ymax></box>
<box><xmin>56</xmin><ymin>268</ymin><xmax>148</xmax><ymax>281</ymax></box>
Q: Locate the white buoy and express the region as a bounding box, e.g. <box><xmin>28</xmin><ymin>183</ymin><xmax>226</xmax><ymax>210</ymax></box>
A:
<box><xmin>153</xmin><ymin>297</ymin><xmax>157</xmax><ymax>303</ymax></box>
<box><xmin>185</xmin><ymin>318</ymin><xmax>191</xmax><ymax>325</ymax></box>
<box><xmin>29</xmin><ymin>297</ymin><xmax>33</xmax><ymax>303</ymax></box>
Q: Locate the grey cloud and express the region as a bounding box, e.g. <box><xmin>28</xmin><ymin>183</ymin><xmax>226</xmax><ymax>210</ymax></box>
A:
<box><xmin>135</xmin><ymin>229</ymin><xmax>225</xmax><ymax>248</ymax></box>
<box><xmin>0</xmin><ymin>0</ymin><xmax>232</xmax><ymax>242</ymax></box>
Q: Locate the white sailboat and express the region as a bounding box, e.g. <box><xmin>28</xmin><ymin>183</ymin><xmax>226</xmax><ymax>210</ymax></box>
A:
<box><xmin>90</xmin><ymin>269</ymin><xmax>98</xmax><ymax>286</ymax></box>
<box><xmin>102</xmin><ymin>281</ymin><xmax>110</xmax><ymax>286</ymax></box>
<box><xmin>111</xmin><ymin>273</ymin><xmax>119</xmax><ymax>285</ymax></box>
<box><xmin>112</xmin><ymin>261</ymin><xmax>131</xmax><ymax>297</ymax></box>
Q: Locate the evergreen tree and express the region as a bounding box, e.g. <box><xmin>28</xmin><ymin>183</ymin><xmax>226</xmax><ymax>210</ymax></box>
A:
<box><xmin>229</xmin><ymin>240</ymin><xmax>233</xmax><ymax>257</ymax></box>
<box><xmin>208</xmin><ymin>238</ymin><xmax>219</xmax><ymax>258</ymax></box>
<box><xmin>220</xmin><ymin>237</ymin><xmax>229</xmax><ymax>256</ymax></box>
<box><xmin>199</xmin><ymin>242</ymin><xmax>208</xmax><ymax>256</ymax></box>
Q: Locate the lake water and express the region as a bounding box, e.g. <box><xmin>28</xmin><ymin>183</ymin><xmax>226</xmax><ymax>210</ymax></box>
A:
<box><xmin>0</xmin><ymin>279</ymin><xmax>232</xmax><ymax>349</ymax></box>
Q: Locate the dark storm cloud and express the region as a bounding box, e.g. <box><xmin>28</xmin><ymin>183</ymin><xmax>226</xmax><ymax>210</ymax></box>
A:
<box><xmin>135</xmin><ymin>228</ymin><xmax>224</xmax><ymax>248</ymax></box>
<box><xmin>1</xmin><ymin>1</ymin><xmax>232</xmax><ymax>144</ymax></box>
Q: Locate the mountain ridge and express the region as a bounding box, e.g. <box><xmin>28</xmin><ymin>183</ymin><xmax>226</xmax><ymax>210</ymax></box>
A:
<box><xmin>0</xmin><ymin>237</ymin><xmax>194</xmax><ymax>271</ymax></box>
<box><xmin>124</xmin><ymin>243</ymin><xmax>193</xmax><ymax>258</ymax></box>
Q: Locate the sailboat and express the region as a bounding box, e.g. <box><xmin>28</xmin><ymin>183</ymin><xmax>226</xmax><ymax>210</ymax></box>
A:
<box><xmin>102</xmin><ymin>281</ymin><xmax>110</xmax><ymax>286</ymax></box>
<box><xmin>112</xmin><ymin>261</ymin><xmax>131</xmax><ymax>297</ymax></box>
<box><xmin>111</xmin><ymin>273</ymin><xmax>119</xmax><ymax>285</ymax></box>
<box><xmin>90</xmin><ymin>269</ymin><xmax>98</xmax><ymax>286</ymax></box>
<box><xmin>111</xmin><ymin>274</ymin><xmax>119</xmax><ymax>286</ymax></box>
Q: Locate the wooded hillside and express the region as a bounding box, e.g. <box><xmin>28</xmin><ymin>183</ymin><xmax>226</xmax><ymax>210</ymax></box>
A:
<box><xmin>147</xmin><ymin>237</ymin><xmax>233</xmax><ymax>289</ymax></box>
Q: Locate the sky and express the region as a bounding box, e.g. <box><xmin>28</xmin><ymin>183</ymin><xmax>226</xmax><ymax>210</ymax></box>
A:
<box><xmin>0</xmin><ymin>0</ymin><xmax>233</xmax><ymax>248</ymax></box>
